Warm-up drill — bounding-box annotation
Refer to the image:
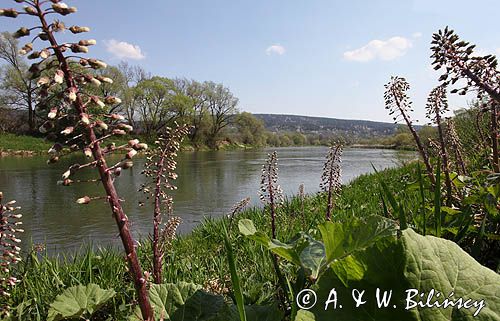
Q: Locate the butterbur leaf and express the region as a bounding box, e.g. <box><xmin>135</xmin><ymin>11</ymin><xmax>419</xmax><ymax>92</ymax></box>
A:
<box><xmin>296</xmin><ymin>229</ymin><xmax>500</xmax><ymax>321</ymax></box>
<box><xmin>128</xmin><ymin>282</ymin><xmax>282</xmax><ymax>321</ymax></box>
<box><xmin>47</xmin><ymin>284</ymin><xmax>115</xmax><ymax>321</ymax></box>
<box><xmin>129</xmin><ymin>282</ymin><xmax>202</xmax><ymax>320</ymax></box>
<box><xmin>319</xmin><ymin>215</ymin><xmax>397</xmax><ymax>266</ymax></box>
<box><xmin>239</xmin><ymin>219</ymin><xmax>301</xmax><ymax>266</ymax></box>
<box><xmin>299</xmin><ymin>240</ymin><xmax>326</xmax><ymax>280</ymax></box>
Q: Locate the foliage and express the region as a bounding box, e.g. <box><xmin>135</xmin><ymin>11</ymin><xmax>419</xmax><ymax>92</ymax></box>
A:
<box><xmin>234</xmin><ymin>112</ymin><xmax>267</xmax><ymax>147</ymax></box>
<box><xmin>0</xmin><ymin>133</ymin><xmax>52</xmax><ymax>153</ymax></box>
<box><xmin>0</xmin><ymin>32</ymin><xmax>37</xmax><ymax>132</ymax></box>
<box><xmin>46</xmin><ymin>284</ymin><xmax>115</xmax><ymax>321</ymax></box>
<box><xmin>128</xmin><ymin>282</ymin><xmax>282</xmax><ymax>321</ymax></box>
<box><xmin>295</xmin><ymin>229</ymin><xmax>500</xmax><ymax>321</ymax></box>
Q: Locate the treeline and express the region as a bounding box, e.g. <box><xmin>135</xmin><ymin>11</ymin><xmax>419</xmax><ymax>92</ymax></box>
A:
<box><xmin>1</xmin><ymin>32</ymin><xmax>353</xmax><ymax>149</ymax></box>
<box><xmin>1</xmin><ymin>31</ymin><xmax>442</xmax><ymax>150</ymax></box>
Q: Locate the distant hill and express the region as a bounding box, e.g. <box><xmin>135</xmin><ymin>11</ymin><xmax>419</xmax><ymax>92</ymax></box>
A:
<box><xmin>253</xmin><ymin>114</ymin><xmax>402</xmax><ymax>138</ymax></box>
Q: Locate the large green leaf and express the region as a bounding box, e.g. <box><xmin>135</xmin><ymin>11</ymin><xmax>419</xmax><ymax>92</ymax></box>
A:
<box><xmin>299</xmin><ymin>240</ymin><xmax>326</xmax><ymax>280</ymax></box>
<box><xmin>403</xmin><ymin>229</ymin><xmax>500</xmax><ymax>320</ymax></box>
<box><xmin>46</xmin><ymin>284</ymin><xmax>115</xmax><ymax>321</ymax></box>
<box><xmin>318</xmin><ymin>215</ymin><xmax>397</xmax><ymax>266</ymax></box>
<box><xmin>239</xmin><ymin>219</ymin><xmax>302</xmax><ymax>266</ymax></box>
<box><xmin>128</xmin><ymin>282</ymin><xmax>203</xmax><ymax>321</ymax></box>
<box><xmin>240</xmin><ymin>216</ymin><xmax>396</xmax><ymax>280</ymax></box>
<box><xmin>296</xmin><ymin>229</ymin><xmax>500</xmax><ymax>321</ymax></box>
<box><xmin>128</xmin><ymin>282</ymin><xmax>283</xmax><ymax>321</ymax></box>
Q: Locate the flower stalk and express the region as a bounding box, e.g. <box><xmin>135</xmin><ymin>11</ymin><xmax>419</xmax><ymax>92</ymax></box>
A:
<box><xmin>320</xmin><ymin>143</ymin><xmax>342</xmax><ymax>220</ymax></box>
<box><xmin>141</xmin><ymin>124</ymin><xmax>190</xmax><ymax>284</ymax></box>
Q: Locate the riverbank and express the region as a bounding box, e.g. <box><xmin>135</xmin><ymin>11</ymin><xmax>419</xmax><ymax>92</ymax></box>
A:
<box><xmin>0</xmin><ymin>133</ymin><xmax>251</xmax><ymax>156</ymax></box>
<box><xmin>3</xmin><ymin>163</ymin><xmax>422</xmax><ymax>320</ymax></box>
<box><xmin>0</xmin><ymin>133</ymin><xmax>407</xmax><ymax>157</ymax></box>
<box><xmin>0</xmin><ymin>133</ymin><xmax>52</xmax><ymax>156</ymax></box>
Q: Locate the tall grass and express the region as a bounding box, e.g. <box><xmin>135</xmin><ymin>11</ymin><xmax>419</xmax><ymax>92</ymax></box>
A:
<box><xmin>0</xmin><ymin>134</ymin><xmax>52</xmax><ymax>154</ymax></box>
<box><xmin>2</xmin><ymin>163</ymin><xmax>424</xmax><ymax>320</ymax></box>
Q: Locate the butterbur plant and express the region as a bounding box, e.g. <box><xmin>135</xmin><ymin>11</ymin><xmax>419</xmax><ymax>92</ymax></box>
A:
<box><xmin>0</xmin><ymin>192</ymin><xmax>23</xmax><ymax>318</ymax></box>
<box><xmin>228</xmin><ymin>197</ymin><xmax>250</xmax><ymax>228</ymax></box>
<box><xmin>431</xmin><ymin>27</ymin><xmax>500</xmax><ymax>172</ymax></box>
<box><xmin>446</xmin><ymin>118</ymin><xmax>467</xmax><ymax>175</ymax></box>
<box><xmin>260</xmin><ymin>151</ymin><xmax>283</xmax><ymax>239</ymax></box>
<box><xmin>0</xmin><ymin>1</ymin><xmax>153</xmax><ymax>319</ymax></box>
<box><xmin>297</xmin><ymin>183</ymin><xmax>306</xmax><ymax>228</ymax></box>
<box><xmin>320</xmin><ymin>143</ymin><xmax>342</xmax><ymax>220</ymax></box>
<box><xmin>384</xmin><ymin>76</ymin><xmax>435</xmax><ymax>184</ymax></box>
<box><xmin>259</xmin><ymin>152</ymin><xmax>288</xmax><ymax>307</ymax></box>
<box><xmin>426</xmin><ymin>85</ymin><xmax>453</xmax><ymax>206</ymax></box>
<box><xmin>140</xmin><ymin>123</ymin><xmax>190</xmax><ymax>284</ymax></box>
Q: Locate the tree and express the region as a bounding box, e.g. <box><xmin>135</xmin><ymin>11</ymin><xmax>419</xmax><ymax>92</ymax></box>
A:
<box><xmin>134</xmin><ymin>77</ymin><xmax>178</xmax><ymax>137</ymax></box>
<box><xmin>173</xmin><ymin>78</ymin><xmax>207</xmax><ymax>145</ymax></box>
<box><xmin>235</xmin><ymin>112</ymin><xmax>266</xmax><ymax>146</ymax></box>
<box><xmin>0</xmin><ymin>32</ymin><xmax>37</xmax><ymax>132</ymax></box>
<box><xmin>117</xmin><ymin>62</ymin><xmax>149</xmax><ymax>129</ymax></box>
<box><xmin>204</xmin><ymin>81</ymin><xmax>238</xmax><ymax>147</ymax></box>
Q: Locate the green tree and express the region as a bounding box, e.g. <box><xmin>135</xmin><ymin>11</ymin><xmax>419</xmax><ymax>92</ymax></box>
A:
<box><xmin>235</xmin><ymin>112</ymin><xmax>266</xmax><ymax>146</ymax></box>
<box><xmin>134</xmin><ymin>76</ymin><xmax>179</xmax><ymax>137</ymax></box>
<box><xmin>0</xmin><ymin>32</ymin><xmax>37</xmax><ymax>132</ymax></box>
<box><xmin>204</xmin><ymin>81</ymin><xmax>238</xmax><ymax>147</ymax></box>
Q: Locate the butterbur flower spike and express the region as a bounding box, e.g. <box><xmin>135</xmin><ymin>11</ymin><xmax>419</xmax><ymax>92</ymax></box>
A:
<box><xmin>69</xmin><ymin>25</ymin><xmax>90</xmax><ymax>34</ymax></box>
<box><xmin>141</xmin><ymin>123</ymin><xmax>191</xmax><ymax>284</ymax></box>
<box><xmin>228</xmin><ymin>197</ymin><xmax>251</xmax><ymax>227</ymax></box>
<box><xmin>0</xmin><ymin>192</ymin><xmax>23</xmax><ymax>317</ymax></box>
<box><xmin>384</xmin><ymin>76</ymin><xmax>435</xmax><ymax>184</ymax></box>
<box><xmin>54</xmin><ymin>70</ymin><xmax>64</xmax><ymax>84</ymax></box>
<box><xmin>320</xmin><ymin>143</ymin><xmax>342</xmax><ymax>220</ymax></box>
<box><xmin>0</xmin><ymin>2</ymin><xmax>159</xmax><ymax>318</ymax></box>
<box><xmin>260</xmin><ymin>151</ymin><xmax>283</xmax><ymax>238</ymax></box>
<box><xmin>76</xmin><ymin>196</ymin><xmax>91</xmax><ymax>204</ymax></box>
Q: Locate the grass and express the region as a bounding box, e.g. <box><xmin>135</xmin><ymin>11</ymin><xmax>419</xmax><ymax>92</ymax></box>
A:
<box><xmin>3</xmin><ymin>163</ymin><xmax>423</xmax><ymax>320</ymax></box>
<box><xmin>0</xmin><ymin>133</ymin><xmax>254</xmax><ymax>155</ymax></box>
<box><xmin>0</xmin><ymin>133</ymin><xmax>52</xmax><ymax>154</ymax></box>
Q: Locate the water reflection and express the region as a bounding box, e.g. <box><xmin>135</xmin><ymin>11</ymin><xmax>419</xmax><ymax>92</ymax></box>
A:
<box><xmin>0</xmin><ymin>147</ymin><xmax>414</xmax><ymax>253</ymax></box>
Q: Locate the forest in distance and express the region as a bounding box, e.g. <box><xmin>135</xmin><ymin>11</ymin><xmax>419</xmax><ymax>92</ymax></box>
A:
<box><xmin>0</xmin><ymin>1</ymin><xmax>499</xmax><ymax>321</ymax></box>
<box><xmin>0</xmin><ymin>29</ymin><xmax>441</xmax><ymax>152</ymax></box>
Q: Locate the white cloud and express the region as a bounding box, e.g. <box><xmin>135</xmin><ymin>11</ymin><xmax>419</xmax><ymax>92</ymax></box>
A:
<box><xmin>412</xmin><ymin>32</ymin><xmax>423</xmax><ymax>38</ymax></box>
<box><xmin>266</xmin><ymin>44</ymin><xmax>286</xmax><ymax>56</ymax></box>
<box><xmin>496</xmin><ymin>48</ymin><xmax>500</xmax><ymax>55</ymax></box>
<box><xmin>104</xmin><ymin>39</ymin><xmax>145</xmax><ymax>60</ymax></box>
<box><xmin>343</xmin><ymin>36</ymin><xmax>413</xmax><ymax>62</ymax></box>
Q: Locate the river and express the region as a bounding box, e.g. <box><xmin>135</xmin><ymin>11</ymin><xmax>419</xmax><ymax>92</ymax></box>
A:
<box><xmin>0</xmin><ymin>147</ymin><xmax>414</xmax><ymax>253</ymax></box>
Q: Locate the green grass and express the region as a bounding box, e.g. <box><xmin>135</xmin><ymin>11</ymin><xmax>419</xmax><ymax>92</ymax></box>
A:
<box><xmin>2</xmin><ymin>163</ymin><xmax>423</xmax><ymax>320</ymax></box>
<box><xmin>0</xmin><ymin>133</ymin><xmax>52</xmax><ymax>154</ymax></box>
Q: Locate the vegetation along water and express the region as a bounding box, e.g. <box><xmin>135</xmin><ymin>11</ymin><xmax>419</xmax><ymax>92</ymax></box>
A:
<box><xmin>0</xmin><ymin>1</ymin><xmax>499</xmax><ymax>321</ymax></box>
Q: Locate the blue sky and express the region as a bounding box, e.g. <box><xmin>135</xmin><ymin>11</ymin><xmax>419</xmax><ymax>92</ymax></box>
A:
<box><xmin>7</xmin><ymin>0</ymin><xmax>500</xmax><ymax>122</ymax></box>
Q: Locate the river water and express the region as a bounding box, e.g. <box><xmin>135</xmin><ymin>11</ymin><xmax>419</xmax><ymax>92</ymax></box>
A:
<box><xmin>0</xmin><ymin>147</ymin><xmax>414</xmax><ymax>253</ymax></box>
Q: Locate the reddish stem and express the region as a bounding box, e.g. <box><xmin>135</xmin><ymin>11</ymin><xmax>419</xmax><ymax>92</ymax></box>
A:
<box><xmin>391</xmin><ymin>89</ymin><xmax>436</xmax><ymax>185</ymax></box>
<box><xmin>34</xmin><ymin>5</ymin><xmax>153</xmax><ymax>320</ymax></box>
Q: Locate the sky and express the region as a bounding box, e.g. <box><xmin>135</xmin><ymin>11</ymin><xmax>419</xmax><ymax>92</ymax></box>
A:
<box><xmin>5</xmin><ymin>0</ymin><xmax>500</xmax><ymax>123</ymax></box>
